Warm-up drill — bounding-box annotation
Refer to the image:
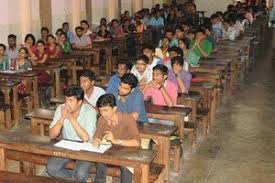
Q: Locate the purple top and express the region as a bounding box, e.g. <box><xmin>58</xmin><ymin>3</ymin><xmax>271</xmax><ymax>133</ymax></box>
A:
<box><xmin>168</xmin><ymin>69</ymin><xmax>192</xmax><ymax>93</ymax></box>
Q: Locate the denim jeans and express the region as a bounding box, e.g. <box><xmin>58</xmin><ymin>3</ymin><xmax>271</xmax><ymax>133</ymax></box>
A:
<box><xmin>47</xmin><ymin>157</ymin><xmax>93</xmax><ymax>182</ymax></box>
<box><xmin>94</xmin><ymin>163</ymin><xmax>132</xmax><ymax>183</ymax></box>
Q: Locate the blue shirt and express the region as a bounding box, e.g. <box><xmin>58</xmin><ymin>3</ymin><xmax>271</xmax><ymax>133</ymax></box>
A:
<box><xmin>149</xmin><ymin>17</ymin><xmax>164</xmax><ymax>27</ymax></box>
<box><xmin>66</xmin><ymin>31</ymin><xmax>75</xmax><ymax>44</ymax></box>
<box><xmin>115</xmin><ymin>88</ymin><xmax>148</xmax><ymax>123</ymax></box>
<box><xmin>106</xmin><ymin>74</ymin><xmax>121</xmax><ymax>96</ymax></box>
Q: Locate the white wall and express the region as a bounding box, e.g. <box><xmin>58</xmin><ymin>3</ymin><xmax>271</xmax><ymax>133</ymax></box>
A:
<box><xmin>196</xmin><ymin>0</ymin><xmax>234</xmax><ymax>17</ymax></box>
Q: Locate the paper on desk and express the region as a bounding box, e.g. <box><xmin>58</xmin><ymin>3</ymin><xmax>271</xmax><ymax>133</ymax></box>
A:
<box><xmin>0</xmin><ymin>70</ymin><xmax>19</xmax><ymax>74</ymax></box>
<box><xmin>54</xmin><ymin>140</ymin><xmax>111</xmax><ymax>153</ymax></box>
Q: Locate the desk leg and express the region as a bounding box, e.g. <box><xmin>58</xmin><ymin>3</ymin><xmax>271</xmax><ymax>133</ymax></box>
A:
<box><xmin>33</xmin><ymin>76</ymin><xmax>39</xmax><ymax>108</ymax></box>
<box><xmin>134</xmin><ymin>164</ymin><xmax>149</xmax><ymax>183</ymax></box>
<box><xmin>12</xmin><ymin>85</ymin><xmax>19</xmax><ymax>126</ymax></box>
<box><xmin>72</xmin><ymin>62</ymin><xmax>77</xmax><ymax>85</ymax></box>
<box><xmin>2</xmin><ymin>88</ymin><xmax>12</xmax><ymax>129</ymax></box>
<box><xmin>54</xmin><ymin>69</ymin><xmax>61</xmax><ymax>97</ymax></box>
<box><xmin>161</xmin><ymin>137</ymin><xmax>170</xmax><ymax>182</ymax></box>
<box><xmin>0</xmin><ymin>148</ymin><xmax>7</xmax><ymax>170</ymax></box>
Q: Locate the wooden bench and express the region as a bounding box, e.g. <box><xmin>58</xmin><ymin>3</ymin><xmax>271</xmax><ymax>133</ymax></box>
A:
<box><xmin>0</xmin><ymin>170</ymin><xmax>73</xmax><ymax>183</ymax></box>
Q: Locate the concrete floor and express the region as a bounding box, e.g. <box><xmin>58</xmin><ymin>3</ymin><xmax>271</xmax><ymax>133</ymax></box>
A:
<box><xmin>7</xmin><ymin>31</ymin><xmax>275</xmax><ymax>183</ymax></box>
<box><xmin>172</xmin><ymin>31</ymin><xmax>275</xmax><ymax>183</ymax></box>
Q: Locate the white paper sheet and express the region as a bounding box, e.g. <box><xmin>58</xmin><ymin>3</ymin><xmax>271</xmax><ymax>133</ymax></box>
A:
<box><xmin>54</xmin><ymin>140</ymin><xmax>111</xmax><ymax>153</ymax></box>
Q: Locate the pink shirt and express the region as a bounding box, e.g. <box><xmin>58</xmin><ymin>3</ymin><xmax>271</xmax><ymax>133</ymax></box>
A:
<box><xmin>144</xmin><ymin>80</ymin><xmax>178</xmax><ymax>106</ymax></box>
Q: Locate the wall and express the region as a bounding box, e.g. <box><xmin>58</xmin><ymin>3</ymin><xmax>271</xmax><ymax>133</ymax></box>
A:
<box><xmin>196</xmin><ymin>0</ymin><xmax>234</xmax><ymax>17</ymax></box>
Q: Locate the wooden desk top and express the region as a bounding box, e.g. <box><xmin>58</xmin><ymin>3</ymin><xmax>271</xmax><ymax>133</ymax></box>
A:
<box><xmin>138</xmin><ymin>122</ymin><xmax>177</xmax><ymax>137</ymax></box>
<box><xmin>0</xmin><ymin>71</ymin><xmax>38</xmax><ymax>77</ymax></box>
<box><xmin>190</xmin><ymin>81</ymin><xmax>216</xmax><ymax>89</ymax></box>
<box><xmin>145</xmin><ymin>103</ymin><xmax>191</xmax><ymax>117</ymax></box>
<box><xmin>32</xmin><ymin>63</ymin><xmax>62</xmax><ymax>69</ymax></box>
<box><xmin>27</xmin><ymin>108</ymin><xmax>55</xmax><ymax>120</ymax></box>
<box><xmin>0</xmin><ymin>131</ymin><xmax>156</xmax><ymax>165</ymax></box>
<box><xmin>178</xmin><ymin>91</ymin><xmax>201</xmax><ymax>102</ymax></box>
<box><xmin>0</xmin><ymin>79</ymin><xmax>21</xmax><ymax>87</ymax></box>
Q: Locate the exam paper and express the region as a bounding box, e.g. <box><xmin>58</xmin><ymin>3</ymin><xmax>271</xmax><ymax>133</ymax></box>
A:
<box><xmin>54</xmin><ymin>140</ymin><xmax>111</xmax><ymax>153</ymax></box>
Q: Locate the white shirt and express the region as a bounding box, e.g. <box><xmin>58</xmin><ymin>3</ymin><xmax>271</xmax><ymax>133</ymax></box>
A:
<box><xmin>85</xmin><ymin>86</ymin><xmax>106</xmax><ymax>107</ymax></box>
<box><xmin>131</xmin><ymin>65</ymin><xmax>152</xmax><ymax>83</ymax></box>
<box><xmin>234</xmin><ymin>21</ymin><xmax>244</xmax><ymax>37</ymax></box>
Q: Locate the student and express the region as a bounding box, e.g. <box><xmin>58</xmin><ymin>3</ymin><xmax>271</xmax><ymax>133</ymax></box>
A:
<box><xmin>80</xmin><ymin>20</ymin><xmax>93</xmax><ymax>36</ymax></box>
<box><xmin>155</xmin><ymin>37</ymin><xmax>170</xmax><ymax>66</ymax></box>
<box><xmin>58</xmin><ymin>32</ymin><xmax>71</xmax><ymax>54</ymax></box>
<box><xmin>41</xmin><ymin>27</ymin><xmax>50</xmax><ymax>44</ymax></box>
<box><xmin>210</xmin><ymin>13</ymin><xmax>223</xmax><ymax>39</ymax></box>
<box><xmin>62</xmin><ymin>22</ymin><xmax>75</xmax><ymax>44</ymax></box>
<box><xmin>134</xmin><ymin>16</ymin><xmax>145</xmax><ymax>33</ymax></box>
<box><xmin>72</xmin><ymin>26</ymin><xmax>92</xmax><ymax>50</ymax></box>
<box><xmin>201</xmin><ymin>24</ymin><xmax>218</xmax><ymax>52</ymax></box>
<box><xmin>223</xmin><ymin>18</ymin><xmax>237</xmax><ymax>41</ymax></box>
<box><xmin>96</xmin><ymin>24</ymin><xmax>111</xmax><ymax>40</ymax></box>
<box><xmin>131</xmin><ymin>55</ymin><xmax>152</xmax><ymax>85</ymax></box>
<box><xmin>0</xmin><ymin>44</ymin><xmax>11</xmax><ymax>71</ymax></box>
<box><xmin>6</xmin><ymin>34</ymin><xmax>20</xmax><ymax>60</ymax></box>
<box><xmin>47</xmin><ymin>85</ymin><xmax>97</xmax><ymax>182</ymax></box>
<box><xmin>109</xmin><ymin>19</ymin><xmax>124</xmax><ymax>38</ymax></box>
<box><xmin>109</xmin><ymin>73</ymin><xmax>147</xmax><ymax>123</ymax></box>
<box><xmin>93</xmin><ymin>94</ymin><xmax>140</xmax><ymax>183</ymax></box>
<box><xmin>23</xmin><ymin>34</ymin><xmax>37</xmax><ymax>58</ymax></box>
<box><xmin>142</xmin><ymin>45</ymin><xmax>162</xmax><ymax>74</ymax></box>
<box><xmin>47</xmin><ymin>34</ymin><xmax>62</xmax><ymax>58</ymax></box>
<box><xmin>143</xmin><ymin>64</ymin><xmax>178</xmax><ymax>107</ymax></box>
<box><xmin>189</xmin><ymin>27</ymin><xmax>213</xmax><ymax>58</ymax></box>
<box><xmin>166</xmin><ymin>46</ymin><xmax>184</xmax><ymax>70</ymax></box>
<box><xmin>106</xmin><ymin>61</ymin><xmax>131</xmax><ymax>96</ymax></box>
<box><xmin>80</xmin><ymin>70</ymin><xmax>106</xmax><ymax>108</ymax></box>
<box><xmin>168</xmin><ymin>56</ymin><xmax>192</xmax><ymax>93</ymax></box>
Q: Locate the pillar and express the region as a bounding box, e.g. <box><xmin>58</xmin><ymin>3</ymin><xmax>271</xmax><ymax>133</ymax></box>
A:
<box><xmin>106</xmin><ymin>0</ymin><xmax>119</xmax><ymax>21</ymax></box>
<box><xmin>72</xmin><ymin>0</ymin><xmax>81</xmax><ymax>30</ymax></box>
<box><xmin>132</xmin><ymin>0</ymin><xmax>143</xmax><ymax>14</ymax></box>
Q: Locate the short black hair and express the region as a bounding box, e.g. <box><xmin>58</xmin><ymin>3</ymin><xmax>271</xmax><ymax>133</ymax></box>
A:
<box><xmin>153</xmin><ymin>64</ymin><xmax>168</xmax><ymax>75</ymax></box>
<box><xmin>165</xmin><ymin>28</ymin><xmax>174</xmax><ymax>34</ymax></box>
<box><xmin>120</xmin><ymin>73</ymin><xmax>138</xmax><ymax>89</ymax></box>
<box><xmin>178</xmin><ymin>37</ymin><xmax>190</xmax><ymax>49</ymax></box>
<box><xmin>80</xmin><ymin>20</ymin><xmax>90</xmax><ymax>27</ymax></box>
<box><xmin>171</xmin><ymin>56</ymin><xmax>184</xmax><ymax>67</ymax></box>
<box><xmin>41</xmin><ymin>27</ymin><xmax>49</xmax><ymax>33</ymax></box>
<box><xmin>168</xmin><ymin>46</ymin><xmax>183</xmax><ymax>57</ymax></box>
<box><xmin>55</xmin><ymin>28</ymin><xmax>64</xmax><ymax>35</ymax></box>
<box><xmin>142</xmin><ymin>44</ymin><xmax>155</xmax><ymax>52</ymax></box>
<box><xmin>136</xmin><ymin>55</ymin><xmax>149</xmax><ymax>64</ymax></box>
<box><xmin>80</xmin><ymin>70</ymin><xmax>96</xmax><ymax>81</ymax></box>
<box><xmin>118</xmin><ymin>60</ymin><xmax>132</xmax><ymax>70</ymax></box>
<box><xmin>96</xmin><ymin>94</ymin><xmax>116</xmax><ymax>108</ymax></box>
<box><xmin>47</xmin><ymin>34</ymin><xmax>55</xmax><ymax>40</ymax></box>
<box><xmin>0</xmin><ymin>44</ymin><xmax>6</xmax><ymax>51</ymax></box>
<box><xmin>210</xmin><ymin>13</ymin><xmax>219</xmax><ymax>20</ymax></box>
<box><xmin>65</xmin><ymin>85</ymin><xmax>84</xmax><ymax>101</ymax></box>
<box><xmin>19</xmin><ymin>47</ymin><xmax>29</xmax><ymax>56</ymax></box>
<box><xmin>8</xmin><ymin>34</ymin><xmax>17</xmax><ymax>39</ymax></box>
<box><xmin>195</xmin><ymin>27</ymin><xmax>206</xmax><ymax>35</ymax></box>
<box><xmin>62</xmin><ymin>22</ymin><xmax>69</xmax><ymax>26</ymax></box>
<box><xmin>37</xmin><ymin>40</ymin><xmax>46</xmax><ymax>46</ymax></box>
<box><xmin>75</xmin><ymin>26</ymin><xmax>84</xmax><ymax>32</ymax></box>
<box><xmin>24</xmin><ymin>34</ymin><xmax>36</xmax><ymax>45</ymax></box>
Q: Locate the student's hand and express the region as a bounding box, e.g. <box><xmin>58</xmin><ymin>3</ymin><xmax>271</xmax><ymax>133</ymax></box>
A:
<box><xmin>92</xmin><ymin>138</ymin><xmax>101</xmax><ymax>148</ymax></box>
<box><xmin>104</xmin><ymin>131</ymin><xmax>115</xmax><ymax>143</ymax></box>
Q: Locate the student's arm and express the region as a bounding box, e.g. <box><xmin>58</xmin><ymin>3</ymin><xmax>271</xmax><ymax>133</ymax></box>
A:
<box><xmin>196</xmin><ymin>43</ymin><xmax>209</xmax><ymax>58</ymax></box>
<box><xmin>175</xmin><ymin>74</ymin><xmax>187</xmax><ymax>93</ymax></box>
<box><xmin>36</xmin><ymin>53</ymin><xmax>48</xmax><ymax>64</ymax></box>
<box><xmin>69</xmin><ymin>116</ymin><xmax>90</xmax><ymax>142</ymax></box>
<box><xmin>49</xmin><ymin>106</ymin><xmax>64</xmax><ymax>139</ymax></box>
<box><xmin>159</xmin><ymin>86</ymin><xmax>174</xmax><ymax>107</ymax></box>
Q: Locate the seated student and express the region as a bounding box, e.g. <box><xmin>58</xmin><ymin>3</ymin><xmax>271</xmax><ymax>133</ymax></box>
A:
<box><xmin>201</xmin><ymin>24</ymin><xmax>218</xmax><ymax>52</ymax></box>
<box><xmin>228</xmin><ymin>14</ymin><xmax>244</xmax><ymax>37</ymax></box>
<box><xmin>210</xmin><ymin>13</ymin><xmax>223</xmax><ymax>39</ymax></box>
<box><xmin>168</xmin><ymin>56</ymin><xmax>192</xmax><ymax>93</ymax></box>
<box><xmin>80</xmin><ymin>20</ymin><xmax>95</xmax><ymax>41</ymax></box>
<box><xmin>93</xmin><ymin>94</ymin><xmax>141</xmax><ymax>183</ymax></box>
<box><xmin>143</xmin><ymin>64</ymin><xmax>178</xmax><ymax>107</ymax></box>
<box><xmin>131</xmin><ymin>55</ymin><xmax>152</xmax><ymax>89</ymax></box>
<box><xmin>106</xmin><ymin>61</ymin><xmax>131</xmax><ymax>96</ymax></box>
<box><xmin>134</xmin><ymin>16</ymin><xmax>145</xmax><ymax>33</ymax></box>
<box><xmin>0</xmin><ymin>44</ymin><xmax>11</xmax><ymax>71</ymax></box>
<box><xmin>165</xmin><ymin>46</ymin><xmax>184</xmax><ymax>70</ymax></box>
<box><xmin>96</xmin><ymin>24</ymin><xmax>111</xmax><ymax>40</ymax></box>
<box><xmin>142</xmin><ymin>45</ymin><xmax>162</xmax><ymax>73</ymax></box>
<box><xmin>189</xmin><ymin>27</ymin><xmax>213</xmax><ymax>58</ymax></box>
<box><xmin>155</xmin><ymin>37</ymin><xmax>170</xmax><ymax>65</ymax></box>
<box><xmin>47</xmin><ymin>34</ymin><xmax>62</xmax><ymax>58</ymax></box>
<box><xmin>41</xmin><ymin>27</ymin><xmax>50</xmax><ymax>44</ymax></box>
<box><xmin>6</xmin><ymin>34</ymin><xmax>20</xmax><ymax>61</ymax></box>
<box><xmin>72</xmin><ymin>26</ymin><xmax>92</xmax><ymax>50</ymax></box>
<box><xmin>47</xmin><ymin>85</ymin><xmax>97</xmax><ymax>182</ymax></box>
<box><xmin>110</xmin><ymin>73</ymin><xmax>147</xmax><ymax>123</ymax></box>
<box><xmin>58</xmin><ymin>32</ymin><xmax>71</xmax><ymax>54</ymax></box>
<box><xmin>109</xmin><ymin>19</ymin><xmax>124</xmax><ymax>38</ymax></box>
<box><xmin>80</xmin><ymin>70</ymin><xmax>106</xmax><ymax>108</ymax></box>
<box><xmin>62</xmin><ymin>22</ymin><xmax>75</xmax><ymax>44</ymax></box>
<box><xmin>223</xmin><ymin>18</ymin><xmax>237</xmax><ymax>41</ymax></box>
<box><xmin>23</xmin><ymin>34</ymin><xmax>37</xmax><ymax>58</ymax></box>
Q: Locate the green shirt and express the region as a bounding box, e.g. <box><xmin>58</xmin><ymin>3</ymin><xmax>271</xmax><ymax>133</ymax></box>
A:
<box><xmin>0</xmin><ymin>56</ymin><xmax>11</xmax><ymax>71</ymax></box>
<box><xmin>190</xmin><ymin>39</ymin><xmax>213</xmax><ymax>58</ymax></box>
<box><xmin>61</xmin><ymin>42</ymin><xmax>71</xmax><ymax>54</ymax></box>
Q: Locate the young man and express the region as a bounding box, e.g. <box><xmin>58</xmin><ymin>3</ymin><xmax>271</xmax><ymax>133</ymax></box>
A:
<box><xmin>6</xmin><ymin>34</ymin><xmax>20</xmax><ymax>60</ymax></box>
<box><xmin>142</xmin><ymin>44</ymin><xmax>162</xmax><ymax>74</ymax></box>
<box><xmin>143</xmin><ymin>64</ymin><xmax>178</xmax><ymax>107</ymax></box>
<box><xmin>80</xmin><ymin>20</ymin><xmax>93</xmax><ymax>36</ymax></box>
<box><xmin>72</xmin><ymin>26</ymin><xmax>92</xmax><ymax>50</ymax></box>
<box><xmin>168</xmin><ymin>56</ymin><xmax>192</xmax><ymax>93</ymax></box>
<box><xmin>210</xmin><ymin>13</ymin><xmax>223</xmax><ymax>39</ymax></box>
<box><xmin>93</xmin><ymin>94</ymin><xmax>141</xmax><ymax>183</ymax></box>
<box><xmin>41</xmin><ymin>27</ymin><xmax>50</xmax><ymax>44</ymax></box>
<box><xmin>80</xmin><ymin>70</ymin><xmax>106</xmax><ymax>108</ymax></box>
<box><xmin>106</xmin><ymin>61</ymin><xmax>131</xmax><ymax>96</ymax></box>
<box><xmin>111</xmin><ymin>73</ymin><xmax>148</xmax><ymax>123</ymax></box>
<box><xmin>62</xmin><ymin>22</ymin><xmax>75</xmax><ymax>44</ymax></box>
<box><xmin>131</xmin><ymin>55</ymin><xmax>152</xmax><ymax>89</ymax></box>
<box><xmin>47</xmin><ymin>85</ymin><xmax>97</xmax><ymax>182</ymax></box>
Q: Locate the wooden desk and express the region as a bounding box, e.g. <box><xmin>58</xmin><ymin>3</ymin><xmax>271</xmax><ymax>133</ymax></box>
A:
<box><xmin>178</xmin><ymin>92</ymin><xmax>201</xmax><ymax>122</ymax></box>
<box><xmin>0</xmin><ymin>79</ymin><xmax>21</xmax><ymax>128</ymax></box>
<box><xmin>32</xmin><ymin>63</ymin><xmax>62</xmax><ymax>98</ymax></box>
<box><xmin>0</xmin><ymin>71</ymin><xmax>39</xmax><ymax>108</ymax></box>
<box><xmin>145</xmin><ymin>104</ymin><xmax>191</xmax><ymax>139</ymax></box>
<box><xmin>27</xmin><ymin>109</ymin><xmax>176</xmax><ymax>182</ymax></box>
<box><xmin>0</xmin><ymin>131</ymin><xmax>156</xmax><ymax>183</ymax></box>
